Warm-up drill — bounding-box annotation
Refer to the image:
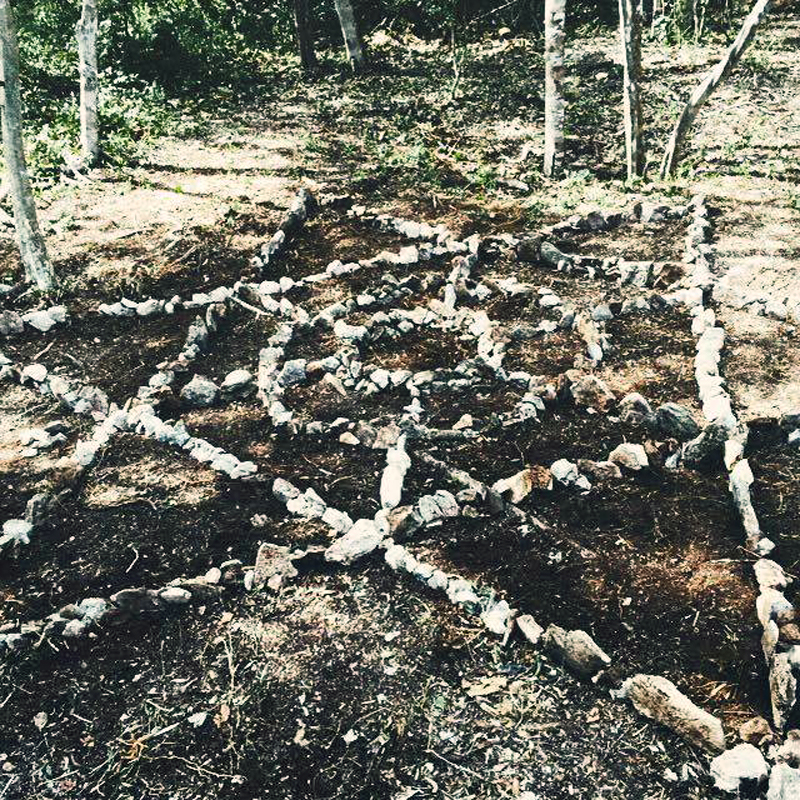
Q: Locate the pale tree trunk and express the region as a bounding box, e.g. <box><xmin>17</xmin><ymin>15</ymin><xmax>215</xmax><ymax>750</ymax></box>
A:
<box><xmin>543</xmin><ymin>0</ymin><xmax>566</xmax><ymax>178</ymax></box>
<box><xmin>660</xmin><ymin>0</ymin><xmax>774</xmax><ymax>178</ymax></box>
<box><xmin>619</xmin><ymin>0</ymin><xmax>645</xmax><ymax>178</ymax></box>
<box><xmin>293</xmin><ymin>0</ymin><xmax>317</xmax><ymax>72</ymax></box>
<box><xmin>0</xmin><ymin>0</ymin><xmax>54</xmax><ymax>291</ymax></box>
<box><xmin>77</xmin><ymin>0</ymin><xmax>99</xmax><ymax>165</ymax></box>
<box><xmin>333</xmin><ymin>0</ymin><xmax>365</xmax><ymax>72</ymax></box>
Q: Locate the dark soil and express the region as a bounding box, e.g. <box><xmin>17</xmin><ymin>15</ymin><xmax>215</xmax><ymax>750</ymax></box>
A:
<box><xmin>182</xmin><ymin>406</ymin><xmax>386</xmax><ymax>521</ymax></box>
<box><xmin>174</xmin><ymin>306</ymin><xmax>277</xmax><ymax>391</ymax></box>
<box><xmin>272</xmin><ymin>211</ymin><xmax>411</xmax><ymax>282</ymax></box>
<box><xmin>602</xmin><ymin>309</ymin><xmax>699</xmax><ymax>407</ymax></box>
<box><xmin>413</xmin><ymin>406</ymin><xmax>765</xmax><ymax>718</ymax></box>
<box><xmin>555</xmin><ymin>219</ymin><xmax>688</xmax><ymax>264</ymax></box>
<box><xmin>360</xmin><ymin>327</ymin><xmax>476</xmax><ymax>373</ymax></box>
<box><xmin>746</xmin><ymin>420</ymin><xmax>800</xmax><ymax>583</ymax></box>
<box><xmin>2</xmin><ymin>309</ymin><xmax>196</xmax><ymax>405</ymax></box>
<box><xmin>0</xmin><ymin>435</ymin><xmax>285</xmax><ymax>624</ymax></box>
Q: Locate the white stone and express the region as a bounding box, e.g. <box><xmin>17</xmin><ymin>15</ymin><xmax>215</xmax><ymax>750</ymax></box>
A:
<box><xmin>481</xmin><ymin>599</ymin><xmax>513</xmax><ymax>635</ymax></box>
<box><xmin>609</xmin><ymin>443</ymin><xmax>649</xmax><ymax>471</ymax></box>
<box><xmin>325</xmin><ymin>519</ymin><xmax>384</xmax><ymax>565</ymax></box>
<box><xmin>710</xmin><ymin>744</ymin><xmax>768</xmax><ymax>794</ymax></box>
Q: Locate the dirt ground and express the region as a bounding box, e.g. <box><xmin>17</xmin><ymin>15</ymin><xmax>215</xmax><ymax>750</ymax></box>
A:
<box><xmin>1</xmin><ymin>12</ymin><xmax>800</xmax><ymax>800</ymax></box>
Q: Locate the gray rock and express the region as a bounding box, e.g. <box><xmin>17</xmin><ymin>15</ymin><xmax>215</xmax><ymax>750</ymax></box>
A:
<box><xmin>278</xmin><ymin>359</ymin><xmax>307</xmax><ymax>388</ymax></box>
<box><xmin>180</xmin><ymin>375</ymin><xmax>219</xmax><ymax>407</ymax></box>
<box><xmin>159</xmin><ymin>587</ymin><xmax>192</xmax><ymax>605</ymax></box>
<box><xmin>591</xmin><ymin>304</ymin><xmax>613</xmax><ymax>322</ymax></box>
<box><xmin>22</xmin><ymin>363</ymin><xmax>48</xmax><ymax>383</ymax></box>
<box><xmin>653</xmin><ymin>403</ymin><xmax>701</xmax><ymax>440</ymax></box>
<box><xmin>618</xmin><ymin>674</ymin><xmax>725</xmax><ymax>753</ymax></box>
<box><xmin>769</xmin><ymin>651</ymin><xmax>797</xmax><ymax>730</ymax></box>
<box><xmin>0</xmin><ymin>310</ymin><xmax>23</xmax><ymax>335</ymax></box>
<box><xmin>542</xmin><ymin>625</ymin><xmax>611</xmax><ymax>676</ymax></box>
<box><xmin>709</xmin><ymin>744</ymin><xmax>768</xmax><ymax>794</ymax></box>
<box><xmin>25</xmin><ymin>493</ymin><xmax>52</xmax><ymax>526</ymax></box>
<box><xmin>481</xmin><ymin>599</ymin><xmax>514</xmax><ymax>635</ymax></box>
<box><xmin>619</xmin><ymin>392</ymin><xmax>652</xmax><ymax>425</ymax></box>
<box><xmin>577</xmin><ymin>459</ymin><xmax>622</xmax><ymax>483</ymax></box>
<box><xmin>569</xmin><ymin>374</ymin><xmax>615</xmax><ymax>409</ymax></box>
<box><xmin>540</xmin><ymin>241</ymin><xmax>571</xmax><ymax>268</ymax></box>
<box><xmin>517</xmin><ymin>614</ymin><xmax>544</xmax><ymax>644</ymax></box>
<box><xmin>681</xmin><ymin>420</ymin><xmax>728</xmax><ymax>465</ymax></box>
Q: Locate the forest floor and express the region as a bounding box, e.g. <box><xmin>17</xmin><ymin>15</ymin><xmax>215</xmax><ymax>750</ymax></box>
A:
<box><xmin>1</xmin><ymin>12</ymin><xmax>799</xmax><ymax>800</ymax></box>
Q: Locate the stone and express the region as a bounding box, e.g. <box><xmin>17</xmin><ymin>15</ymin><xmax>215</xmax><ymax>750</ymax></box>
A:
<box><xmin>221</xmin><ymin>369</ymin><xmax>255</xmax><ymax>397</ymax></box>
<box><xmin>755</xmin><ymin>559</ymin><xmax>791</xmax><ymax>592</ymax></box>
<box><xmin>775</xmin><ymin>729</ymin><xmax>800</xmax><ymax>766</ymax></box>
<box><xmin>542</xmin><ymin>625</ymin><xmax>611</xmax><ymax>676</ymax></box>
<box><xmin>22</xmin><ymin>363</ymin><xmax>47</xmax><ymax>383</ymax></box>
<box><xmin>278</xmin><ymin>359</ymin><xmax>307</xmax><ymax>388</ymax></box>
<box><xmin>452</xmin><ymin>414</ymin><xmax>473</xmax><ymax>431</ymax></box>
<box><xmin>517</xmin><ymin>614</ymin><xmax>544</xmax><ymax>645</ymax></box>
<box><xmin>653</xmin><ymin>403</ymin><xmax>701</xmax><ymax>440</ymax></box>
<box><xmin>325</xmin><ymin>519</ymin><xmax>384</xmax><ymax>565</ymax></box>
<box><xmin>768</xmin><ymin>764</ymin><xmax>800</xmax><ymax>800</ymax></box>
<box><xmin>619</xmin><ymin>392</ymin><xmax>652</xmax><ymax>425</ymax></box>
<box><xmin>253</xmin><ymin>543</ymin><xmax>299</xmax><ymax>589</ymax></box>
<box><xmin>569</xmin><ymin>374</ymin><xmax>615</xmax><ymax>409</ymax></box>
<box><xmin>550</xmin><ymin>459</ymin><xmax>579</xmax><ymax>486</ymax></box>
<box><xmin>380</xmin><ymin>436</ymin><xmax>411</xmax><ymax>510</ymax></box>
<box><xmin>22</xmin><ymin>310</ymin><xmax>58</xmax><ymax>332</ymax></box>
<box><xmin>322</xmin><ymin>507</ymin><xmax>354</xmax><ymax>535</ymax></box>
<box><xmin>609</xmin><ymin>443</ymin><xmax>648</xmax><ymax>471</ymax></box>
<box><xmin>782</xmin><ymin>624</ymin><xmax>800</xmax><ymax>645</ymax></box>
<box><xmin>492</xmin><ymin>467</ymin><xmax>550</xmax><ymax>504</ymax></box>
<box><xmin>159</xmin><ymin>587</ymin><xmax>192</xmax><ymax>604</ymax></box>
<box><xmin>539</xmin><ymin>293</ymin><xmax>562</xmax><ymax>308</ymax></box>
<box><xmin>0</xmin><ymin>519</ymin><xmax>33</xmax><ymax>548</ymax></box>
<box><xmin>739</xmin><ymin>716</ymin><xmax>772</xmax><ymax>746</ymax></box>
<box><xmin>24</xmin><ymin>493</ymin><xmax>52</xmax><ymax>526</ymax></box>
<box><xmin>273</xmin><ymin>478</ymin><xmax>300</xmax><ymax>504</ymax></box>
<box><xmin>591</xmin><ymin>304</ymin><xmax>613</xmax><ymax>322</ymax></box>
<box><xmin>618</xmin><ymin>674</ymin><xmax>725</xmax><ymax>753</ymax></box>
<box><xmin>681</xmin><ymin>420</ymin><xmax>729</xmax><ymax>465</ymax></box>
<box><xmin>709</xmin><ymin>744</ymin><xmax>768</xmax><ymax>794</ymax></box>
<box><xmin>0</xmin><ymin>310</ymin><xmax>23</xmax><ymax>335</ymax></box>
<box><xmin>576</xmin><ymin>459</ymin><xmax>622</xmax><ymax>483</ymax></box>
<box><xmin>770</xmin><ymin>651</ymin><xmax>798</xmax><ymax>730</ymax></box>
<box><xmin>180</xmin><ymin>375</ymin><xmax>218</xmax><ymax>407</ymax></box>
<box><xmin>384</xmin><ymin>506</ymin><xmax>423</xmax><ymax>540</ymax></box>
<box><xmin>481</xmin><ymin>599</ymin><xmax>513</xmax><ymax>635</ymax></box>
<box><xmin>446</xmin><ymin>578</ymin><xmax>480</xmax><ymax>611</ymax></box>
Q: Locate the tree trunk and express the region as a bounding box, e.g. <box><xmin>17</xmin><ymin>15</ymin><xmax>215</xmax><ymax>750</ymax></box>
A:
<box><xmin>543</xmin><ymin>0</ymin><xmax>566</xmax><ymax>178</ymax></box>
<box><xmin>77</xmin><ymin>0</ymin><xmax>99</xmax><ymax>165</ymax></box>
<box><xmin>333</xmin><ymin>0</ymin><xmax>365</xmax><ymax>73</ymax></box>
<box><xmin>660</xmin><ymin>0</ymin><xmax>774</xmax><ymax>178</ymax></box>
<box><xmin>0</xmin><ymin>0</ymin><xmax>54</xmax><ymax>292</ymax></box>
<box><xmin>619</xmin><ymin>0</ymin><xmax>645</xmax><ymax>179</ymax></box>
<box><xmin>292</xmin><ymin>0</ymin><xmax>317</xmax><ymax>72</ymax></box>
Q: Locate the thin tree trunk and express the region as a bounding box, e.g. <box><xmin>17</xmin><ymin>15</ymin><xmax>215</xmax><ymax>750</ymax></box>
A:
<box><xmin>660</xmin><ymin>0</ymin><xmax>774</xmax><ymax>178</ymax></box>
<box><xmin>292</xmin><ymin>0</ymin><xmax>317</xmax><ymax>72</ymax></box>
<box><xmin>333</xmin><ymin>0</ymin><xmax>365</xmax><ymax>72</ymax></box>
<box><xmin>0</xmin><ymin>0</ymin><xmax>54</xmax><ymax>291</ymax></box>
<box><xmin>619</xmin><ymin>0</ymin><xmax>645</xmax><ymax>178</ymax></box>
<box><xmin>77</xmin><ymin>0</ymin><xmax>99</xmax><ymax>165</ymax></box>
<box><xmin>543</xmin><ymin>0</ymin><xmax>566</xmax><ymax>178</ymax></box>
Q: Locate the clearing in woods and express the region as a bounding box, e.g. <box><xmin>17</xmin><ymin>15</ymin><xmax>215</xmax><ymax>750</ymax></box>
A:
<box><xmin>1</xmin><ymin>13</ymin><xmax>800</xmax><ymax>800</ymax></box>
